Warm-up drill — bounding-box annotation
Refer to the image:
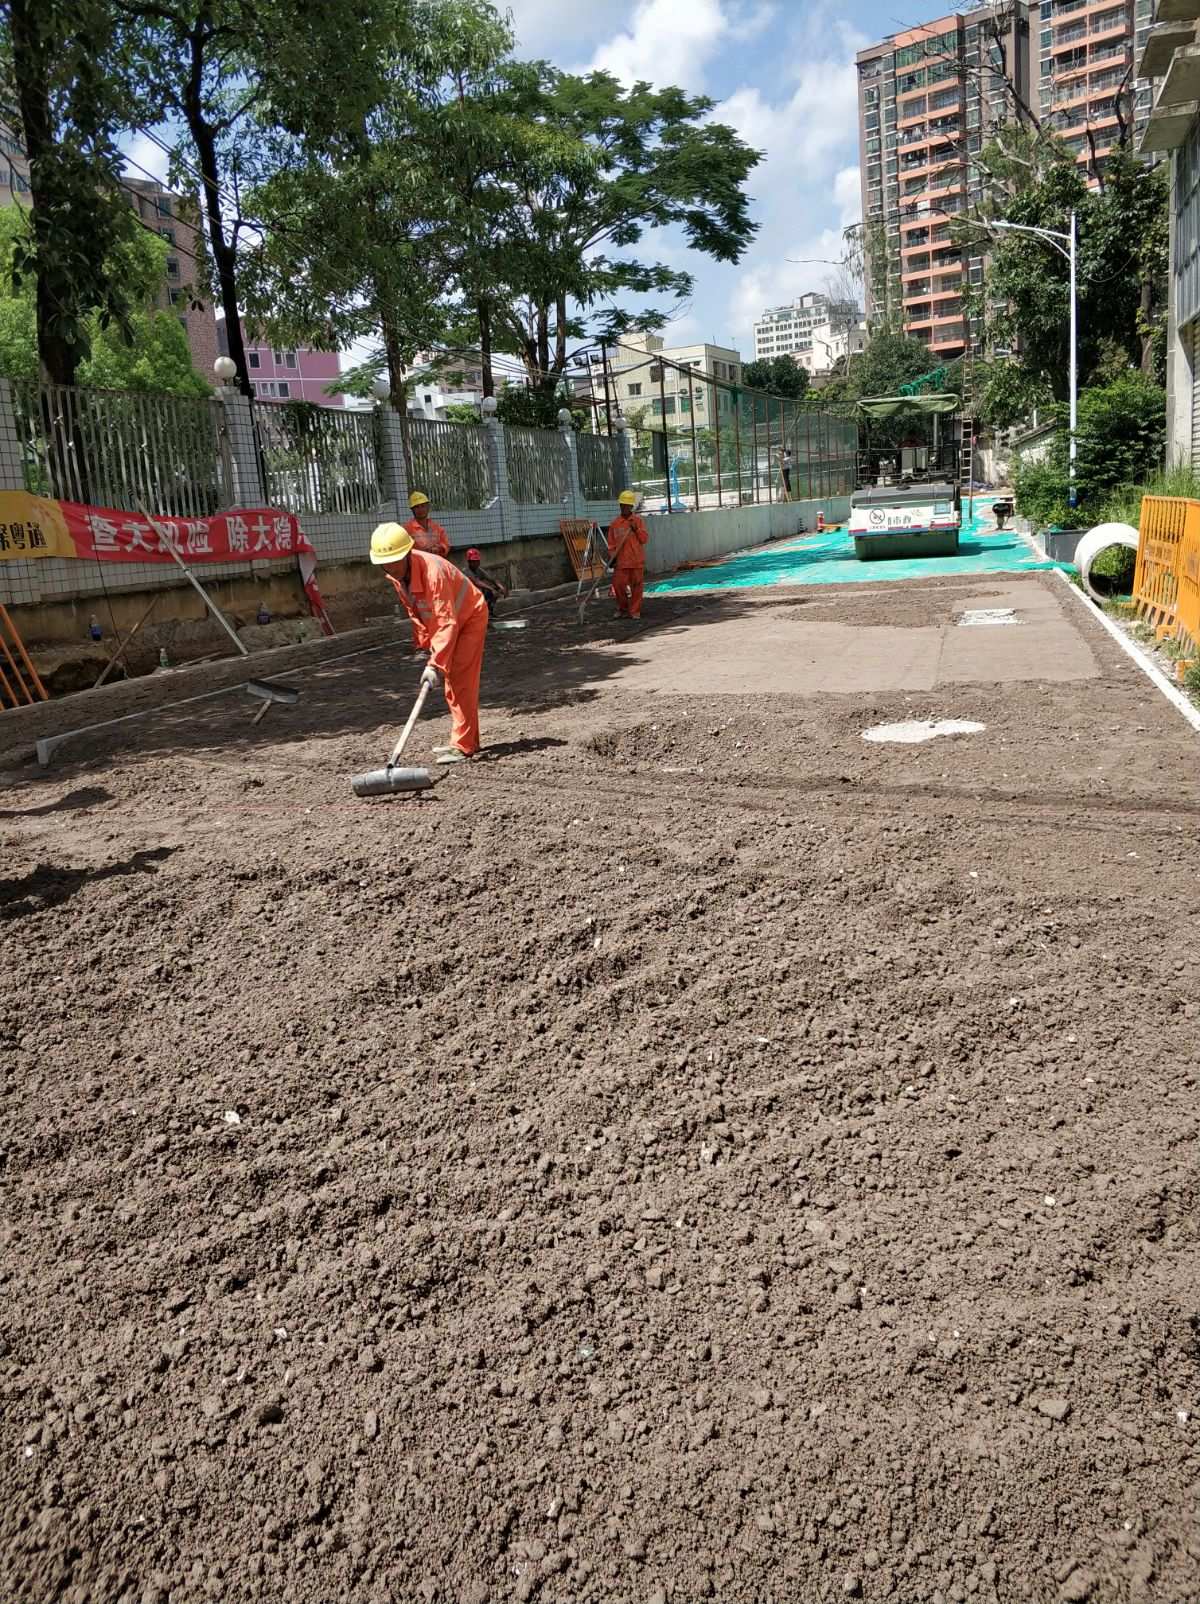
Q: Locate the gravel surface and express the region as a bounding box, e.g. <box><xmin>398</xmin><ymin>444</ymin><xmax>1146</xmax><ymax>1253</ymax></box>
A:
<box><xmin>3</xmin><ymin>573</ymin><xmax>1200</xmax><ymax>1602</ymax></box>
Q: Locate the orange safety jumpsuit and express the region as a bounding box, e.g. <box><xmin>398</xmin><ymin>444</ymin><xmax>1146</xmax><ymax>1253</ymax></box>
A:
<box><xmin>404</xmin><ymin>516</ymin><xmax>450</xmax><ymax>557</ymax></box>
<box><xmin>388</xmin><ymin>551</ymin><xmax>489</xmax><ymax>755</ymax></box>
<box><xmin>607</xmin><ymin>512</ymin><xmax>649</xmax><ymax>619</ymax></box>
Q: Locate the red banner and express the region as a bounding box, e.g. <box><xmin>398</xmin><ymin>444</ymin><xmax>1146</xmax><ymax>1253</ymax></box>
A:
<box><xmin>0</xmin><ymin>493</ymin><xmax>333</xmax><ymax>635</ymax></box>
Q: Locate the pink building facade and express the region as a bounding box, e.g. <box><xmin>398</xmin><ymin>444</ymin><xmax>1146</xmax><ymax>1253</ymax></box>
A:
<box><xmin>217</xmin><ymin>321</ymin><xmax>345</xmax><ymax>406</ymax></box>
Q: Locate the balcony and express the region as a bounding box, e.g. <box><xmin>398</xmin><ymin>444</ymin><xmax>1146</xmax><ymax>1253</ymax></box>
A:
<box><xmin>1138</xmin><ymin>20</ymin><xmax>1195</xmax><ymax>81</ymax></box>
<box><xmin>1088</xmin><ymin>40</ymin><xmax>1130</xmax><ymax>67</ymax></box>
<box><xmin>1089</xmin><ymin>9</ymin><xmax>1127</xmax><ymax>38</ymax></box>
<box><xmin>1157</xmin><ymin>44</ymin><xmax>1200</xmax><ymax>109</ymax></box>
<box><xmin>903</xmin><ymin>281</ymin><xmax>933</xmax><ymax>299</ymax></box>
<box><xmin>1054</xmin><ymin>23</ymin><xmax>1087</xmax><ymax>47</ymax></box>
<box><xmin>1154</xmin><ymin>0</ymin><xmax>1200</xmax><ymax>23</ymax></box>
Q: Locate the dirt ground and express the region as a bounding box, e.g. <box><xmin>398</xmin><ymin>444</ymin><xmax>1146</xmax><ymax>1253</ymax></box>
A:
<box><xmin>3</xmin><ymin>571</ymin><xmax>1200</xmax><ymax>1604</ymax></box>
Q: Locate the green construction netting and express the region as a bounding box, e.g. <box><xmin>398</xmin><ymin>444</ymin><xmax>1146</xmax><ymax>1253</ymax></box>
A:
<box><xmin>855</xmin><ymin>393</ymin><xmax>961</xmax><ymax>418</ymax></box>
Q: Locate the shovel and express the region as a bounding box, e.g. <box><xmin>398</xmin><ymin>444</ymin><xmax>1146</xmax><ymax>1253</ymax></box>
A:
<box><xmin>350</xmin><ymin>677</ymin><xmax>441</xmax><ymax>798</ymax></box>
<box><xmin>246</xmin><ymin>678</ymin><xmax>300</xmax><ymax>725</ymax></box>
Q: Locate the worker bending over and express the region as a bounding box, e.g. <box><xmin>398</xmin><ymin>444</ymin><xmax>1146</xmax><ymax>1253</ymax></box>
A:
<box><xmin>370</xmin><ymin>523</ymin><xmax>488</xmax><ymax>763</ymax></box>
<box><xmin>607</xmin><ymin>490</ymin><xmax>649</xmax><ymax>621</ymax></box>
<box><xmin>404</xmin><ymin>490</ymin><xmax>450</xmax><ymax>556</ymax></box>
<box><xmin>465</xmin><ymin>547</ymin><xmax>509</xmax><ymax>625</ymax></box>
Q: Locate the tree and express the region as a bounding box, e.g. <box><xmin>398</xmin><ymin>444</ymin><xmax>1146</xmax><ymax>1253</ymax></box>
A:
<box><xmin>121</xmin><ymin>0</ymin><xmax>405</xmax><ymax>397</ymax></box>
<box><xmin>959</xmin><ymin>137</ymin><xmax>1169</xmax><ymax>410</ymax></box>
<box><xmin>1014</xmin><ymin>372</ymin><xmax>1166</xmax><ymax>527</ymax></box>
<box><xmin>442</xmin><ymin>401</ymin><xmax>481</xmax><ymax>423</ymax></box>
<box><xmin>1</xmin><ymin>0</ymin><xmax>152</xmax><ymax>384</ymax></box>
<box><xmin>238</xmin><ymin>0</ymin><xmax>549</xmax><ymax>408</ymax></box>
<box><xmin>476</xmin><ymin>66</ymin><xmax>760</xmax><ymax>398</ymax></box>
<box><xmin>848</xmin><ymin>331</ymin><xmax>955</xmax><ymax>400</ymax></box>
<box><xmin>0</xmin><ymin>204</ymin><xmax>209</xmax><ymax>393</ymax></box>
<box><xmin>742</xmin><ymin>355</ymin><xmax>809</xmax><ymax>400</ymax></box>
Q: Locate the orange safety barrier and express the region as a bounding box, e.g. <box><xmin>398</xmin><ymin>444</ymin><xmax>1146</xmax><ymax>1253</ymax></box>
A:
<box><xmin>0</xmin><ymin>601</ymin><xmax>48</xmax><ymax>710</ymax></box>
<box><xmin>1176</xmin><ymin>512</ymin><xmax>1200</xmax><ymax>664</ymax></box>
<box><xmin>1132</xmin><ymin>495</ymin><xmax>1187</xmax><ymax>637</ymax></box>
<box><xmin>559</xmin><ymin>518</ymin><xmax>608</xmax><ymax>583</ymax></box>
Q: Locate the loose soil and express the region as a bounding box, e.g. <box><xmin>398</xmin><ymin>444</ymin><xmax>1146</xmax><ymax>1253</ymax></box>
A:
<box><xmin>3</xmin><ymin>572</ymin><xmax>1200</xmax><ymax>1604</ymax></box>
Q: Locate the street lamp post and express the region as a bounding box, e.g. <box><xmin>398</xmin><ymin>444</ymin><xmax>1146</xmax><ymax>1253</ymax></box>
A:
<box><xmin>988</xmin><ymin>209</ymin><xmax>1078</xmax><ymax>509</ymax></box>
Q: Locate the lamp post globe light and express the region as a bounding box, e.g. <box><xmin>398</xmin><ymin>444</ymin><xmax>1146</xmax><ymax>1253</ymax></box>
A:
<box><xmin>369</xmin><ymin>375</ymin><xmax>391</xmax><ymax>403</ymax></box>
<box><xmin>557</xmin><ymin>407</ymin><xmax>573</xmax><ymax>427</ymax></box>
<box><xmin>480</xmin><ymin>394</ymin><xmax>498</xmax><ymax>417</ymax></box>
<box><xmin>213</xmin><ymin>356</ymin><xmax>237</xmax><ymax>384</ymax></box>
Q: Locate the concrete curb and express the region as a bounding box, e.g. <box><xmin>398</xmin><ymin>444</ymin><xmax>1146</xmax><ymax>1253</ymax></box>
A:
<box><xmin>1055</xmin><ymin>569</ymin><xmax>1200</xmax><ymax>736</ymax></box>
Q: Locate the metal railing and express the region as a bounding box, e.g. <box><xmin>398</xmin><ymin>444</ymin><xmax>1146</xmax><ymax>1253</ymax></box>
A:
<box><xmin>14</xmin><ymin>379</ymin><xmax>233</xmax><ymax>515</ymax></box>
<box><xmin>577</xmin><ymin>431</ymin><xmax>625</xmax><ymax>501</ymax></box>
<box><xmin>505</xmin><ymin>424</ymin><xmax>569</xmax><ymax>505</ymax></box>
<box><xmin>254</xmin><ymin>401</ymin><xmax>382</xmax><ymax>516</ymax></box>
<box><xmin>407</xmin><ymin>416</ymin><xmax>495</xmax><ymax>509</ymax></box>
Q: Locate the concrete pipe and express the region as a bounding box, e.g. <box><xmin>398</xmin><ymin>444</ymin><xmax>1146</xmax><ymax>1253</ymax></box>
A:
<box><xmin>1074</xmin><ymin>521</ymin><xmax>1139</xmax><ymax>603</ymax></box>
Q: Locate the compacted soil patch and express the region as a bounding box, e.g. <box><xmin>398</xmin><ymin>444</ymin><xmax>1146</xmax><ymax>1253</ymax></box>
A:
<box><xmin>2</xmin><ymin>574</ymin><xmax>1200</xmax><ymax>1603</ymax></box>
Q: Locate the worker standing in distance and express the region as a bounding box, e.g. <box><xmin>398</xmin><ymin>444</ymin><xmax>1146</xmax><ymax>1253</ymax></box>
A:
<box><xmin>404</xmin><ymin>491</ymin><xmax>450</xmax><ymax>557</ymax></box>
<box><xmin>607</xmin><ymin>489</ymin><xmax>649</xmax><ymax>622</ymax></box>
<box><xmin>370</xmin><ymin>523</ymin><xmax>488</xmax><ymax>763</ymax></box>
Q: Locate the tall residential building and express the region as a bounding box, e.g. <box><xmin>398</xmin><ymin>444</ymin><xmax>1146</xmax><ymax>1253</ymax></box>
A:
<box><xmin>1039</xmin><ymin>0</ymin><xmax>1155</xmax><ymax>177</ymax></box>
<box><xmin>218</xmin><ymin>322</ymin><xmax>346</xmax><ymax>405</ymax></box>
<box><xmin>752</xmin><ymin>292</ymin><xmax>865</xmax><ymax>374</ymax></box>
<box><xmin>600</xmin><ymin>335</ymin><xmax>743</xmax><ymax>428</ymax></box>
<box><xmin>123</xmin><ymin>178</ymin><xmax>220</xmax><ymax>380</ymax></box>
<box><xmin>856</xmin><ymin>5</ymin><xmax>1033</xmax><ymax>359</ymax></box>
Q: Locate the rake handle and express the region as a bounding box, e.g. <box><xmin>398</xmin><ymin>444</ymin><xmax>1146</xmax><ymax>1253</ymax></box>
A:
<box><xmin>387</xmin><ymin>676</ymin><xmax>433</xmax><ymax>768</ymax></box>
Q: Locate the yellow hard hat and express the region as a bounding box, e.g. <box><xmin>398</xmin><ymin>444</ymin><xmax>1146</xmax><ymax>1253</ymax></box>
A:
<box><xmin>618</xmin><ymin>490</ymin><xmax>637</xmax><ymax>507</ymax></box>
<box><xmin>369</xmin><ymin>521</ymin><xmax>414</xmax><ymax>565</ymax></box>
<box><xmin>408</xmin><ymin>490</ymin><xmax>430</xmax><ymax>509</ymax></box>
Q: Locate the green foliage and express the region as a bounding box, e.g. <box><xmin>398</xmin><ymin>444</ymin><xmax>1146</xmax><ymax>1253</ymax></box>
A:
<box><xmin>848</xmin><ymin>332</ymin><xmax>956</xmax><ymax>402</ymax></box>
<box><xmin>0</xmin><ymin>207</ymin><xmax>208</xmax><ymax>393</ymax></box>
<box><xmin>442</xmin><ymin>401</ymin><xmax>482</xmax><ymax>424</ymax></box>
<box><xmin>960</xmin><ymin>137</ymin><xmax>1169</xmax><ymax>403</ymax></box>
<box><xmin>2</xmin><ymin>0</ymin><xmax>155</xmax><ymax>382</ymax></box>
<box><xmin>1097</xmin><ymin>463</ymin><xmax>1200</xmax><ymax>527</ymax></box>
<box><xmin>1013</xmin><ymin>373</ymin><xmax>1166</xmax><ymax>527</ymax></box>
<box><xmin>976</xmin><ymin>360</ymin><xmax>1050</xmax><ymax>431</ymax></box>
<box><xmin>494</xmin><ymin>385</ymin><xmax>588</xmax><ymax>431</ymax></box>
<box><xmin>742</xmin><ymin>355</ymin><xmax>808</xmax><ymax>400</ymax></box>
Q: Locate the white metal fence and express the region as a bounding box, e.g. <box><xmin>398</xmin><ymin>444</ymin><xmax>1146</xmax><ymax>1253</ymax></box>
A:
<box><xmin>407</xmin><ymin>416</ymin><xmax>495</xmax><ymax>509</ymax></box>
<box><xmin>14</xmin><ymin>379</ymin><xmax>233</xmax><ymax>516</ymax></box>
<box><xmin>577</xmin><ymin>431</ymin><xmax>625</xmax><ymax>501</ymax></box>
<box><xmin>505</xmin><ymin>424</ymin><xmax>569</xmax><ymax>505</ymax></box>
<box><xmin>254</xmin><ymin>400</ymin><xmax>383</xmax><ymax>515</ymax></box>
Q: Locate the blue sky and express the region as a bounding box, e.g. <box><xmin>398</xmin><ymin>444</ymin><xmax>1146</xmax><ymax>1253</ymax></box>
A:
<box><xmin>124</xmin><ymin>0</ymin><xmax>947</xmax><ymax>365</ymax></box>
<box><xmin>502</xmin><ymin>0</ymin><xmax>953</xmax><ymax>355</ymax></box>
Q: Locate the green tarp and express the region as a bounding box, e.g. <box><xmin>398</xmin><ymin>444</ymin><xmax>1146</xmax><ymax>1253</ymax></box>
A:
<box><xmin>855</xmin><ymin>392</ymin><xmax>960</xmax><ymax>419</ymax></box>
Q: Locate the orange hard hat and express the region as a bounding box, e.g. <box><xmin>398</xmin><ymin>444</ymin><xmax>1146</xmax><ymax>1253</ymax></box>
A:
<box><xmin>466</xmin><ymin>547</ymin><xmax>481</xmax><ymax>561</ymax></box>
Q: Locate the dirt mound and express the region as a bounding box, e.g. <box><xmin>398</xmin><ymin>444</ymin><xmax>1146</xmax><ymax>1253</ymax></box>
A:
<box><xmin>3</xmin><ymin>578</ymin><xmax>1200</xmax><ymax>1601</ymax></box>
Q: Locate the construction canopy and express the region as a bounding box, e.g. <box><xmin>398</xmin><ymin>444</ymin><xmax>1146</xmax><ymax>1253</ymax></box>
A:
<box><xmin>855</xmin><ymin>393</ymin><xmax>961</xmax><ymax>418</ymax></box>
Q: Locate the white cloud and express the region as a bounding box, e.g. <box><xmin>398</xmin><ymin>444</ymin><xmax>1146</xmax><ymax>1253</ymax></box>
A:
<box><xmin>121</xmin><ymin>131</ymin><xmax>172</xmax><ymax>186</ymax></box>
<box><xmin>590</xmin><ymin>0</ymin><xmax>772</xmax><ymax>92</ymax></box>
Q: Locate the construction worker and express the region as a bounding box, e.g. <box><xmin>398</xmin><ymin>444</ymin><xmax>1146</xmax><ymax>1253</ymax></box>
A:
<box><xmin>465</xmin><ymin>547</ymin><xmax>509</xmax><ymax>625</ymax></box>
<box><xmin>404</xmin><ymin>491</ymin><xmax>450</xmax><ymax>557</ymax></box>
<box><xmin>607</xmin><ymin>489</ymin><xmax>649</xmax><ymax>621</ymax></box>
<box><xmin>370</xmin><ymin>522</ymin><xmax>488</xmax><ymax>763</ymax></box>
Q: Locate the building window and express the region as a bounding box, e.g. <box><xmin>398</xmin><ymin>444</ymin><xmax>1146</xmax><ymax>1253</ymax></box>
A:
<box><xmin>168</xmin><ymin>288</ymin><xmax>183</xmax><ymax>305</ymax></box>
<box><xmin>156</xmin><ymin>195</ymin><xmax>172</xmax><ymax>218</ymax></box>
<box><xmin>284</xmin><ymin>351</ymin><xmax>297</xmax><ymax>368</ymax></box>
<box><xmin>248</xmin><ymin>350</ymin><xmax>261</xmax><ymax>369</ymax></box>
<box><xmin>277</xmin><ymin>381</ymin><xmax>290</xmax><ymax>399</ymax></box>
<box><xmin>626</xmin><ymin>382</ymin><xmax>642</xmax><ymax>397</ymax></box>
<box><xmin>272</xmin><ymin>349</ymin><xmax>284</xmax><ymax>364</ymax></box>
<box><xmin>159</xmin><ymin>227</ymin><xmax>175</xmax><ymax>246</ymax></box>
<box><xmin>424</xmin><ymin>393</ymin><xmax>432</xmax><ymax>404</ymax></box>
<box><xmin>166</xmin><ymin>257</ymin><xmax>179</xmax><ymax>279</ymax></box>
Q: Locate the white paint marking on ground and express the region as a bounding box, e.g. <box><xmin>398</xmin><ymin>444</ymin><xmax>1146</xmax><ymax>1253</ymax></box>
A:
<box><xmin>958</xmin><ymin>608</ymin><xmax>1018</xmax><ymax>627</ymax></box>
<box><xmin>862</xmin><ymin>718</ymin><xmax>987</xmax><ymax>745</ymax></box>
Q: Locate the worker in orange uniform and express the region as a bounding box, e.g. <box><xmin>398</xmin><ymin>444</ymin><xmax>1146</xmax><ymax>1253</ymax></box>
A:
<box><xmin>370</xmin><ymin>522</ymin><xmax>488</xmax><ymax>763</ymax></box>
<box><xmin>607</xmin><ymin>489</ymin><xmax>649</xmax><ymax>621</ymax></box>
<box><xmin>404</xmin><ymin>490</ymin><xmax>450</xmax><ymax>557</ymax></box>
